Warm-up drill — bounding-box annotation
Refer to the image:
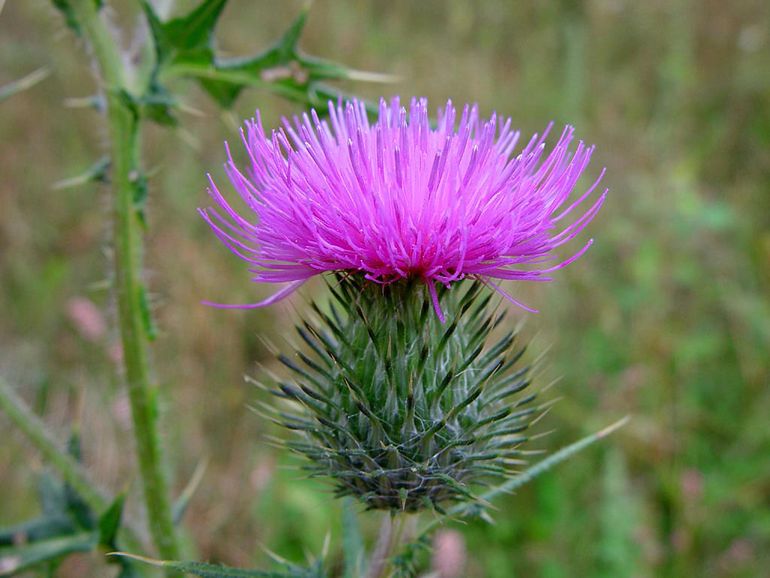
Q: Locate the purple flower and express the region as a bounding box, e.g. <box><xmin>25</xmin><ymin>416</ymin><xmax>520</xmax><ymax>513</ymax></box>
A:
<box><xmin>201</xmin><ymin>97</ymin><xmax>606</xmax><ymax>321</ymax></box>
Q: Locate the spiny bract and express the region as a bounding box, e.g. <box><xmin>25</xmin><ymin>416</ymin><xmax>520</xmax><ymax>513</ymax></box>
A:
<box><xmin>260</xmin><ymin>275</ymin><xmax>543</xmax><ymax>512</ymax></box>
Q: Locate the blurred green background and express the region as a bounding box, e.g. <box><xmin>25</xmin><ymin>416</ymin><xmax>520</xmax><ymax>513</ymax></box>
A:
<box><xmin>2</xmin><ymin>0</ymin><xmax>770</xmax><ymax>576</ymax></box>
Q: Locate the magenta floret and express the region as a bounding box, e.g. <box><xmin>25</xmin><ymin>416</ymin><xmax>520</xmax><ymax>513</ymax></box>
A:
<box><xmin>201</xmin><ymin>97</ymin><xmax>606</xmax><ymax>320</ymax></box>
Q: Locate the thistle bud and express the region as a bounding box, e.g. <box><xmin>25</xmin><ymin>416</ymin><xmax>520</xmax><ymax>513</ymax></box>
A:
<box><xmin>273</xmin><ymin>275</ymin><xmax>538</xmax><ymax>512</ymax></box>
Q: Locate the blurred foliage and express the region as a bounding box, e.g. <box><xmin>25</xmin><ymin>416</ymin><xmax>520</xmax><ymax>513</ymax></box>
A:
<box><xmin>0</xmin><ymin>434</ymin><xmax>135</xmax><ymax>577</ymax></box>
<box><xmin>1</xmin><ymin>0</ymin><xmax>769</xmax><ymax>577</ymax></box>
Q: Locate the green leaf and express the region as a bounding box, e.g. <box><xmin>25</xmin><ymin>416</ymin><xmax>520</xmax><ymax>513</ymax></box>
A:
<box><xmin>167</xmin><ymin>5</ymin><xmax>387</xmax><ymax>110</ymax></box>
<box><xmin>0</xmin><ymin>474</ymin><xmax>73</xmax><ymax>545</ymax></box>
<box><xmin>0</xmin><ymin>532</ymin><xmax>96</xmax><ymax>576</ymax></box>
<box><xmin>50</xmin><ymin>0</ymin><xmax>82</xmax><ymax>36</ymax></box>
<box><xmin>64</xmin><ymin>433</ymin><xmax>96</xmax><ymax>531</ymax></box>
<box><xmin>110</xmin><ymin>554</ymin><xmax>325</xmax><ymax>578</ymax></box>
<box><xmin>0</xmin><ymin>472</ymin><xmax>78</xmax><ymax>548</ymax></box>
<box><xmin>197</xmin><ymin>77</ymin><xmax>241</xmax><ymax>110</ymax></box>
<box><xmin>163</xmin><ymin>0</ymin><xmax>227</xmax><ymax>54</ymax></box>
<box><xmin>98</xmin><ymin>494</ymin><xmax>126</xmax><ymax>549</ymax></box>
<box><xmin>139</xmin><ymin>82</ymin><xmax>179</xmax><ymax>126</ymax></box>
<box><xmin>140</xmin><ymin>0</ymin><xmax>390</xmax><ymax>111</ymax></box>
<box><xmin>0</xmin><ymin>517</ymin><xmax>74</xmax><ymax>549</ymax></box>
<box><xmin>276</xmin><ymin>4</ymin><xmax>309</xmax><ymax>57</ymax></box>
<box><xmin>115</xmin><ymin>82</ymin><xmax>179</xmax><ymax>126</ymax></box>
<box><xmin>50</xmin><ymin>0</ymin><xmax>104</xmax><ymax>35</ymax></box>
<box><xmin>117</xmin><ymin>88</ymin><xmax>141</xmax><ymax>121</ymax></box>
<box><xmin>191</xmin><ymin>5</ymin><xmax>344</xmax><ymax>108</ymax></box>
<box><xmin>97</xmin><ymin>495</ymin><xmax>141</xmax><ymax>578</ymax></box>
<box><xmin>141</xmin><ymin>0</ymin><xmax>227</xmax><ymax>68</ymax></box>
<box><xmin>341</xmin><ymin>499</ymin><xmax>365</xmax><ymax>578</ymax></box>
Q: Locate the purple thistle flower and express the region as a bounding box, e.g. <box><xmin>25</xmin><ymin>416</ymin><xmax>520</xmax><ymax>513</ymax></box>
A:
<box><xmin>201</xmin><ymin>97</ymin><xmax>606</xmax><ymax>322</ymax></box>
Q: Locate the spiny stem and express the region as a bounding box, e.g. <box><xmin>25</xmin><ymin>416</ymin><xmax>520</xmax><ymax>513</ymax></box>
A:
<box><xmin>68</xmin><ymin>0</ymin><xmax>181</xmax><ymax>570</ymax></box>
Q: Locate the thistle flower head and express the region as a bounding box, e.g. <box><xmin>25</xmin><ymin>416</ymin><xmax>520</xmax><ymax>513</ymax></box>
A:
<box><xmin>203</xmin><ymin>98</ymin><xmax>608</xmax><ymax>513</ymax></box>
<box><xmin>263</xmin><ymin>275</ymin><xmax>541</xmax><ymax>512</ymax></box>
<box><xmin>201</xmin><ymin>97</ymin><xmax>606</xmax><ymax>320</ymax></box>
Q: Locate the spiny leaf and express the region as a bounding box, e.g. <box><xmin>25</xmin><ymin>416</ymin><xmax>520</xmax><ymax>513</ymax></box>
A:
<box><xmin>140</xmin><ymin>0</ymin><xmax>227</xmax><ymax>68</ymax></box>
<box><xmin>95</xmin><ymin>496</ymin><xmax>141</xmax><ymax>577</ymax></box>
<box><xmin>276</xmin><ymin>4</ymin><xmax>310</xmax><ymax>58</ymax></box>
<box><xmin>64</xmin><ymin>433</ymin><xmax>95</xmax><ymax>531</ymax></box>
<box><xmin>193</xmin><ymin>3</ymin><xmax>313</xmax><ymax>108</ymax></box>
<box><xmin>0</xmin><ymin>517</ymin><xmax>73</xmax><ymax>549</ymax></box>
<box><xmin>197</xmin><ymin>77</ymin><xmax>241</xmax><ymax>110</ymax></box>
<box><xmin>0</xmin><ymin>468</ymin><xmax>101</xmax><ymax>550</ymax></box>
<box><xmin>109</xmin><ymin>553</ymin><xmax>325</xmax><ymax>578</ymax></box>
<box><xmin>0</xmin><ymin>532</ymin><xmax>96</xmax><ymax>577</ymax></box>
<box><xmin>171</xmin><ymin>8</ymin><xmax>389</xmax><ymax>109</ymax></box>
<box><xmin>140</xmin><ymin>82</ymin><xmax>179</xmax><ymax>126</ymax></box>
<box><xmin>162</xmin><ymin>0</ymin><xmax>227</xmax><ymax>52</ymax></box>
<box><xmin>97</xmin><ymin>494</ymin><xmax>125</xmax><ymax>549</ymax></box>
<box><xmin>50</xmin><ymin>0</ymin><xmax>82</xmax><ymax>36</ymax></box>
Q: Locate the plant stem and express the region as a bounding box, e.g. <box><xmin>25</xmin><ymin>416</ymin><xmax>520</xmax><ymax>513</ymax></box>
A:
<box><xmin>367</xmin><ymin>513</ymin><xmax>409</xmax><ymax>578</ymax></box>
<box><xmin>69</xmin><ymin>0</ymin><xmax>181</xmax><ymax>568</ymax></box>
<box><xmin>385</xmin><ymin>515</ymin><xmax>407</xmax><ymax>576</ymax></box>
<box><xmin>366</xmin><ymin>514</ymin><xmax>392</xmax><ymax>578</ymax></box>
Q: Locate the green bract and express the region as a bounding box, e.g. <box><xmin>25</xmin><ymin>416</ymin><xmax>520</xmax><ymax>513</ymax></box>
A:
<box><xmin>265</xmin><ymin>275</ymin><xmax>542</xmax><ymax>512</ymax></box>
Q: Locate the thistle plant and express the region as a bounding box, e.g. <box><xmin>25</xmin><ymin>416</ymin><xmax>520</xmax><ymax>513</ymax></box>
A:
<box><xmin>182</xmin><ymin>97</ymin><xmax>620</xmax><ymax>576</ymax></box>
<box><xmin>202</xmin><ymin>98</ymin><xmax>606</xmax><ymax>516</ymax></box>
<box><xmin>0</xmin><ymin>2</ymin><xmax>627</xmax><ymax>577</ymax></box>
